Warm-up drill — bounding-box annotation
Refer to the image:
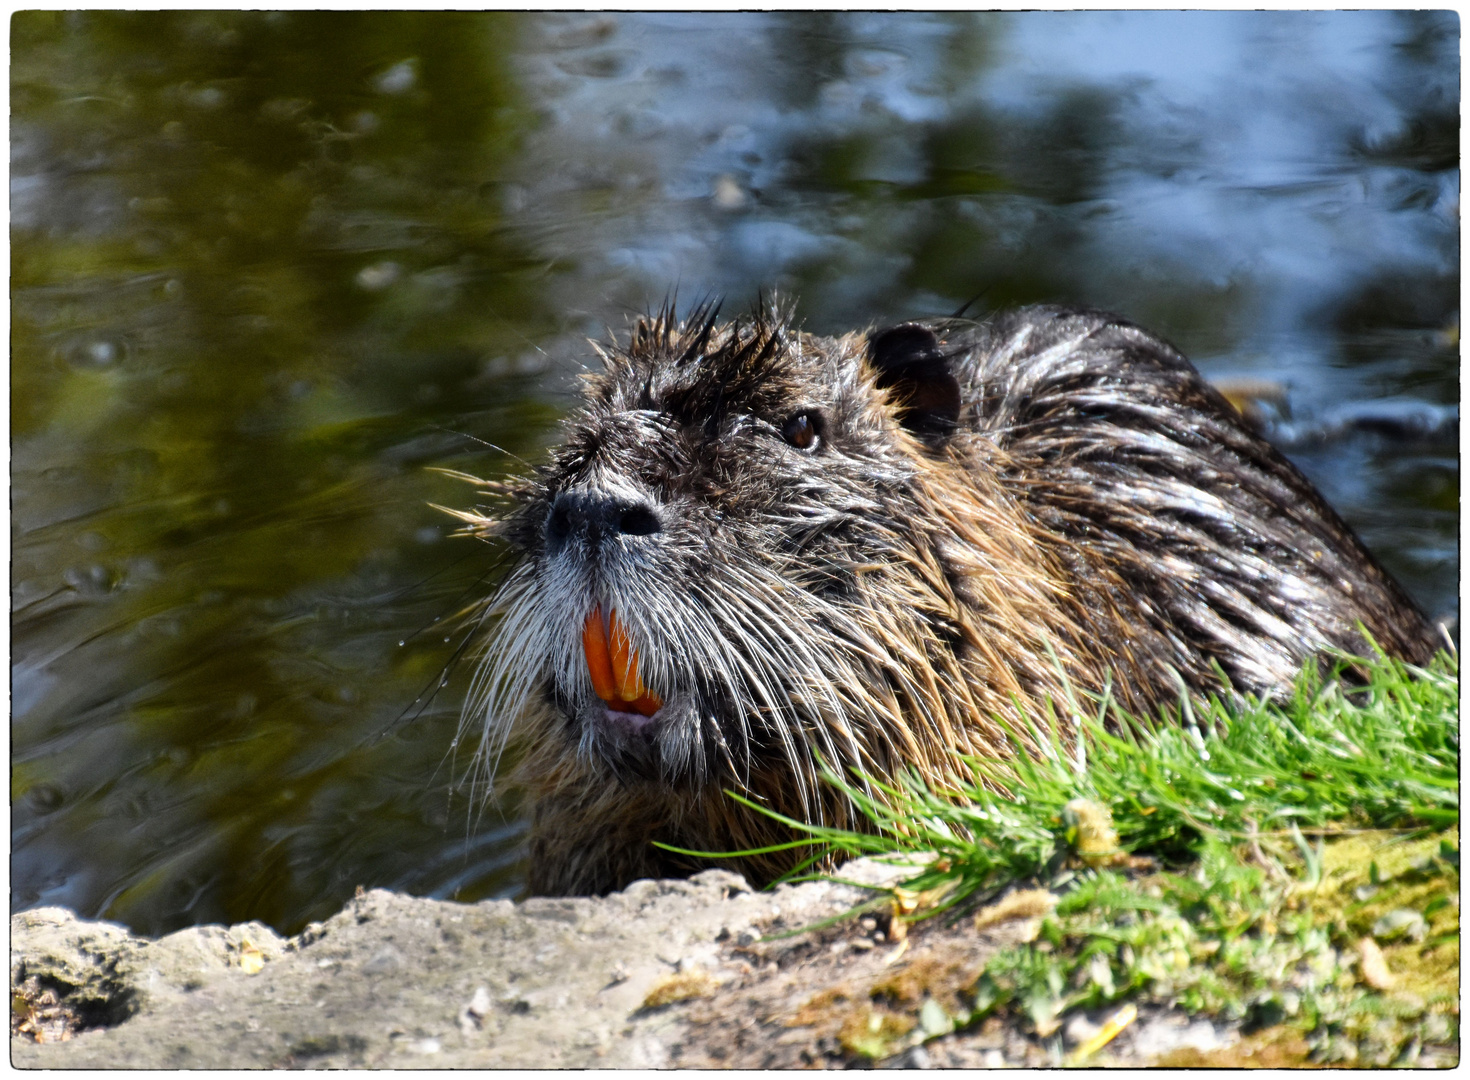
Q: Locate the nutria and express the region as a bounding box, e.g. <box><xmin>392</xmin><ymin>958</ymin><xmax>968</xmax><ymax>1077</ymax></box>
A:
<box><xmin>451</xmin><ymin>301</ymin><xmax>1440</xmax><ymax>897</ymax></box>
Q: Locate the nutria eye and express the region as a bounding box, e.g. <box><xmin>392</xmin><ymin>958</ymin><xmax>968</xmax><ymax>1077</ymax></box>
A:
<box><xmin>781</xmin><ymin>411</ymin><xmax>822</xmax><ymax>451</ymax></box>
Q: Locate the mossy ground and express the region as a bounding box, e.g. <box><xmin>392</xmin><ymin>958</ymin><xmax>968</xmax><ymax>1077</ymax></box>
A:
<box><xmin>730</xmin><ymin>649</ymin><xmax>1460</xmax><ymax>1066</ymax></box>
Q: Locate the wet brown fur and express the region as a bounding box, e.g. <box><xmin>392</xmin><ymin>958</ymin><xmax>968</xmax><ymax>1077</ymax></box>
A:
<box><xmin>453</xmin><ymin>302</ymin><xmax>1440</xmax><ymax>896</ymax></box>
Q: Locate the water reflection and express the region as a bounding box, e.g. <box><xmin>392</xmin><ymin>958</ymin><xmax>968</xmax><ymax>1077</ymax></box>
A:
<box><xmin>13</xmin><ymin>11</ymin><xmax>555</xmax><ymax>934</ymax></box>
<box><xmin>11</xmin><ymin>11</ymin><xmax>1458</xmax><ymax>936</ymax></box>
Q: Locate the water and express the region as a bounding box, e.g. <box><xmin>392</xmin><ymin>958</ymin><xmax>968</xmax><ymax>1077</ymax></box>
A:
<box><xmin>11</xmin><ymin>11</ymin><xmax>1458</xmax><ymax>936</ymax></box>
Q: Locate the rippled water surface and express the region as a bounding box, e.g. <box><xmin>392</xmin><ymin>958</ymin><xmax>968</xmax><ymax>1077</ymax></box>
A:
<box><xmin>12</xmin><ymin>11</ymin><xmax>1458</xmax><ymax>935</ymax></box>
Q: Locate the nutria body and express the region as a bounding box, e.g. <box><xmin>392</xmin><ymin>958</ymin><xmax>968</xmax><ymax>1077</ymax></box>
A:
<box><xmin>458</xmin><ymin>303</ymin><xmax>1439</xmax><ymax>897</ymax></box>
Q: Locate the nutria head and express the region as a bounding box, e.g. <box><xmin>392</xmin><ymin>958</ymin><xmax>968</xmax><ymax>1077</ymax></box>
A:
<box><xmin>459</xmin><ymin>301</ymin><xmax>1087</xmax><ymax>809</ymax></box>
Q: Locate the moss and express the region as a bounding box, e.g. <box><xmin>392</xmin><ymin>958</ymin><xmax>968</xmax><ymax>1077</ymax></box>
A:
<box><xmin>1308</xmin><ymin>828</ymin><xmax>1459</xmax><ymax>1006</ymax></box>
<box><xmin>837</xmin><ymin>1006</ymin><xmax>915</xmax><ymax>1059</ymax></box>
<box><xmin>787</xmin><ymin>986</ymin><xmax>852</xmax><ymax>1029</ymax></box>
<box><xmin>1155</xmin><ymin>1024</ymin><xmax>1318</xmax><ymax>1068</ymax></box>
<box><xmin>824</xmin><ymin>826</ymin><xmax>1459</xmax><ymax>1064</ymax></box>
<box><xmin>640</xmin><ymin>969</ymin><xmax>718</xmax><ymax>1010</ymax></box>
<box><xmin>868</xmin><ymin>954</ymin><xmax>976</xmax><ymax>1012</ymax></box>
<box><xmin>958</xmin><ymin>828</ymin><xmax>1460</xmax><ymax>1064</ymax></box>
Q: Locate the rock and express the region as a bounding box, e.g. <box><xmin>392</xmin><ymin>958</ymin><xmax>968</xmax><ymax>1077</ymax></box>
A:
<box><xmin>10</xmin><ymin>860</ymin><xmax>917</xmax><ymax>1068</ymax></box>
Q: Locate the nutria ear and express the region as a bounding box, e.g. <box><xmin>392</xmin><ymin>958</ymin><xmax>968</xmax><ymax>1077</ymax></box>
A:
<box><xmin>866</xmin><ymin>324</ymin><xmax>961</xmax><ymax>441</ymax></box>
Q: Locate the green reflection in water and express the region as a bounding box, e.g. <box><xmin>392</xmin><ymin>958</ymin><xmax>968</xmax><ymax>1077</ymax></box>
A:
<box><xmin>13</xmin><ymin>12</ymin><xmax>554</xmax><ymax>935</ymax></box>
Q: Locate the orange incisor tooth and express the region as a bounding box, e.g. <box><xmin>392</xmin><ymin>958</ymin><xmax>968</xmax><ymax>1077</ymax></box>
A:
<box><xmin>582</xmin><ymin>606</ymin><xmax>618</xmax><ymax>703</ymax></box>
<box><xmin>584</xmin><ymin>607</ymin><xmax>663</xmax><ymax>714</ymax></box>
<box><xmin>607</xmin><ymin>610</ymin><xmax>645</xmax><ymax>702</ymax></box>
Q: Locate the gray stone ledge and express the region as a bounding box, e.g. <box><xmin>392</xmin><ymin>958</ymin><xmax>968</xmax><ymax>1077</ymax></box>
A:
<box><xmin>11</xmin><ymin>857</ymin><xmax>923</xmax><ymax>1069</ymax></box>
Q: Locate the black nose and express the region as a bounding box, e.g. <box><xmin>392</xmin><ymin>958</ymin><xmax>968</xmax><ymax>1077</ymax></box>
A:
<box><xmin>546</xmin><ymin>490</ymin><xmax>661</xmax><ymax>551</ymax></box>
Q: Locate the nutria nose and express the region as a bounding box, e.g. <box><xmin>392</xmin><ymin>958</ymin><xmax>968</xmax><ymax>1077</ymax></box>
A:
<box><xmin>546</xmin><ymin>490</ymin><xmax>661</xmax><ymax>551</ymax></box>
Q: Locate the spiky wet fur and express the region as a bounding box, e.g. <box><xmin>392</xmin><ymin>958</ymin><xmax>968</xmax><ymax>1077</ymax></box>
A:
<box><xmin>454</xmin><ymin>302</ymin><xmax>1438</xmax><ymax>897</ymax></box>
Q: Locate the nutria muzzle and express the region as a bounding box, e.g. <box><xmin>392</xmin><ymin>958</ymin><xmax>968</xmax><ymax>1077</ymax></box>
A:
<box><xmin>535</xmin><ymin>478</ymin><xmax>692</xmax><ymax>767</ymax></box>
<box><xmin>456</xmin><ymin>300</ymin><xmax>1440</xmax><ymax>897</ymax></box>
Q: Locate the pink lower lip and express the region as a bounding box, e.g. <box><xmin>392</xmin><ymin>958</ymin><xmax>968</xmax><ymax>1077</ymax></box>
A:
<box><xmin>603</xmin><ymin>702</ymin><xmax>662</xmax><ymax>730</ymax></box>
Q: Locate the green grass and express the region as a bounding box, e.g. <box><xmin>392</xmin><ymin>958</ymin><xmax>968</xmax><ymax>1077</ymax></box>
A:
<box><xmin>761</xmin><ymin>649</ymin><xmax>1461</xmax><ymax>1066</ymax></box>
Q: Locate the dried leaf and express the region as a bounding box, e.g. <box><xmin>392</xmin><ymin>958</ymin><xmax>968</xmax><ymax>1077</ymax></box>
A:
<box><xmin>1067</xmin><ymin>1002</ymin><xmax>1138</xmax><ymax>1064</ymax></box>
<box><xmin>973</xmin><ymin>888</ymin><xmax>1058</xmax><ymax>932</ymax></box>
<box><xmin>1357</xmin><ymin>937</ymin><xmax>1396</xmax><ymax>991</ymax></box>
<box><xmin>238</xmin><ymin>939</ymin><xmax>265</xmax><ymax>975</ymax></box>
